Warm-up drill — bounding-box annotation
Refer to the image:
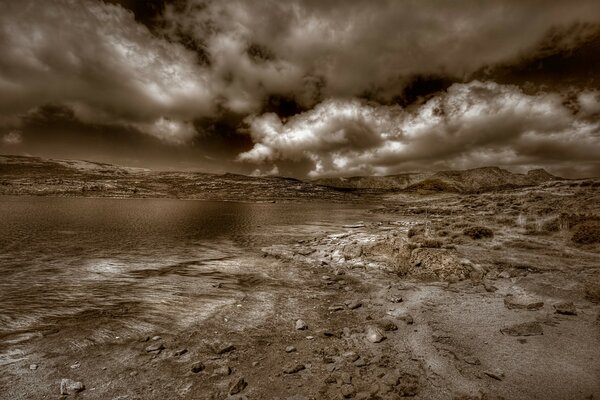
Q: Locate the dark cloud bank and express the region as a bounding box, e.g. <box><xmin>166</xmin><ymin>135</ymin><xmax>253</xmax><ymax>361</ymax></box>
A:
<box><xmin>1</xmin><ymin>0</ymin><xmax>599</xmax><ymax>178</ymax></box>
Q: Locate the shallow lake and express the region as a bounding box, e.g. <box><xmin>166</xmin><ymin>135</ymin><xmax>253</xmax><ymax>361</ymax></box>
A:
<box><xmin>0</xmin><ymin>196</ymin><xmax>372</xmax><ymax>360</ymax></box>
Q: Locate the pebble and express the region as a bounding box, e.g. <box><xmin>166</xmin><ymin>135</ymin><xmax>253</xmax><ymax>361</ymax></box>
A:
<box><xmin>463</xmin><ymin>356</ymin><xmax>481</xmax><ymax>365</ymax></box>
<box><xmin>60</xmin><ymin>379</ymin><xmax>85</xmax><ymax>395</ymax></box>
<box><xmin>191</xmin><ymin>361</ymin><xmax>205</xmax><ymax>373</ymax></box>
<box><xmin>366</xmin><ymin>325</ymin><xmax>386</xmax><ymax>343</ymax></box>
<box><xmin>353</xmin><ymin>358</ymin><xmax>367</xmax><ymax>367</ymax></box>
<box><xmin>378</xmin><ymin>319</ymin><xmax>398</xmax><ymax>331</ymax></box>
<box><xmin>173</xmin><ymin>348</ymin><xmax>188</xmax><ymax>357</ymax></box>
<box><xmin>346</xmin><ymin>300</ymin><xmax>362</xmax><ymax>310</ymax></box>
<box><xmin>388</xmin><ymin>296</ymin><xmax>403</xmax><ymax>303</ymax></box>
<box><xmin>285</xmin><ymin>346</ymin><xmax>297</xmax><ymax>353</ymax></box>
<box><xmin>295</xmin><ymin>319</ymin><xmax>308</xmax><ymax>330</ymax></box>
<box><xmin>484</xmin><ymin>369</ymin><xmax>505</xmax><ymax>381</ymax></box>
<box><xmin>343</xmin><ymin>351</ymin><xmax>360</xmax><ymax>362</ymax></box>
<box><xmin>283</xmin><ymin>364</ymin><xmax>306</xmax><ymax>374</ymax></box>
<box><xmin>229</xmin><ymin>377</ymin><xmax>247</xmax><ymax>395</ymax></box>
<box><xmin>554</xmin><ymin>302</ymin><xmax>577</xmax><ymax>315</ymax></box>
<box><xmin>29</xmin><ymin>364</ymin><xmax>38</xmax><ymax>370</ymax></box>
<box><xmin>341</xmin><ymin>372</ymin><xmax>352</xmax><ymax>384</ymax></box>
<box><xmin>504</xmin><ymin>295</ymin><xmax>544</xmax><ymax>310</ymax></box>
<box><xmin>70</xmin><ymin>362</ymin><xmax>80</xmax><ymax>369</ymax></box>
<box><xmin>212</xmin><ymin>366</ymin><xmax>231</xmax><ymax>377</ymax></box>
<box><xmin>328</xmin><ymin>305</ymin><xmax>345</xmax><ymax>311</ymax></box>
<box><xmin>341</xmin><ymin>384</ymin><xmax>355</xmax><ymax>398</ymax></box>
<box><xmin>151</xmin><ymin>335</ymin><xmax>162</xmax><ymax>341</ymax></box>
<box><xmin>209</xmin><ymin>342</ymin><xmax>236</xmax><ymax>354</ymax></box>
<box><xmin>145</xmin><ymin>343</ymin><xmax>165</xmax><ymax>353</ymax></box>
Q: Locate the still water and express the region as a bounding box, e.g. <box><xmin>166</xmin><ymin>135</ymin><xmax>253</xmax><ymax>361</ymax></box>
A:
<box><xmin>0</xmin><ymin>196</ymin><xmax>369</xmax><ymax>356</ymax></box>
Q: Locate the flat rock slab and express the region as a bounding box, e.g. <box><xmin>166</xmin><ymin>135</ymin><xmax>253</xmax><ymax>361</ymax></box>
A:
<box><xmin>501</xmin><ymin>321</ymin><xmax>544</xmax><ymax>336</ymax></box>
<box><xmin>504</xmin><ymin>295</ymin><xmax>544</xmax><ymax>310</ymax></box>
<box><xmin>554</xmin><ymin>302</ymin><xmax>577</xmax><ymax>315</ymax></box>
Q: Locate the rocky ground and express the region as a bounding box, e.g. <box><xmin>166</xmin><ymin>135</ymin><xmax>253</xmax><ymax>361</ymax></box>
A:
<box><xmin>1</xmin><ymin>157</ymin><xmax>600</xmax><ymax>399</ymax></box>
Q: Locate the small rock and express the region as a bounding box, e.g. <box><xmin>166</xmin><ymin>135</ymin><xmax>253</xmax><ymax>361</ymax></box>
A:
<box><xmin>151</xmin><ymin>335</ymin><xmax>162</xmax><ymax>341</ymax></box>
<box><xmin>554</xmin><ymin>302</ymin><xmax>577</xmax><ymax>315</ymax></box>
<box><xmin>191</xmin><ymin>361</ymin><xmax>205</xmax><ymax>373</ymax></box>
<box><xmin>283</xmin><ymin>364</ymin><xmax>305</xmax><ymax>374</ymax></box>
<box><xmin>341</xmin><ymin>384</ymin><xmax>355</xmax><ymax>398</ymax></box>
<box><xmin>325</xmin><ymin>375</ymin><xmax>337</xmax><ymax>384</ymax></box>
<box><xmin>145</xmin><ymin>343</ymin><xmax>165</xmax><ymax>353</ymax></box>
<box><xmin>60</xmin><ymin>379</ymin><xmax>85</xmax><ymax>395</ymax></box>
<box><xmin>343</xmin><ymin>351</ymin><xmax>360</xmax><ymax>362</ymax></box>
<box><xmin>305</xmin><ymin>335</ymin><xmax>314</xmax><ymax>340</ymax></box>
<box><xmin>252</xmin><ymin>361</ymin><xmax>259</xmax><ymax>367</ymax></box>
<box><xmin>328</xmin><ymin>305</ymin><xmax>345</xmax><ymax>311</ymax></box>
<box><xmin>504</xmin><ymin>295</ymin><xmax>544</xmax><ymax>310</ymax></box>
<box><xmin>229</xmin><ymin>377</ymin><xmax>247</xmax><ymax>395</ymax></box>
<box><xmin>498</xmin><ymin>271</ymin><xmax>511</xmax><ymax>279</ymax></box>
<box><xmin>209</xmin><ymin>341</ymin><xmax>236</xmax><ymax>355</ymax></box>
<box><xmin>483</xmin><ymin>281</ymin><xmax>498</xmax><ymax>292</ymax></box>
<box><xmin>295</xmin><ymin>319</ymin><xmax>308</xmax><ymax>330</ymax></box>
<box><xmin>484</xmin><ymin>369</ymin><xmax>505</xmax><ymax>381</ymax></box>
<box><xmin>353</xmin><ymin>358</ymin><xmax>367</xmax><ymax>367</ymax></box>
<box><xmin>285</xmin><ymin>346</ymin><xmax>297</xmax><ymax>353</ymax></box>
<box><xmin>341</xmin><ymin>372</ymin><xmax>352</xmax><ymax>384</ymax></box>
<box><xmin>69</xmin><ymin>362</ymin><xmax>80</xmax><ymax>369</ymax></box>
<box><xmin>366</xmin><ymin>325</ymin><xmax>386</xmax><ymax>343</ymax></box>
<box><xmin>500</xmin><ymin>321</ymin><xmax>543</xmax><ymax>336</ymax></box>
<box><xmin>29</xmin><ymin>364</ymin><xmax>38</xmax><ymax>370</ymax></box>
<box><xmin>212</xmin><ymin>366</ymin><xmax>231</xmax><ymax>377</ymax></box>
<box><xmin>463</xmin><ymin>356</ymin><xmax>481</xmax><ymax>365</ymax></box>
<box><xmin>388</xmin><ymin>296</ymin><xmax>403</xmax><ymax>303</ymax></box>
<box><xmin>378</xmin><ymin>319</ymin><xmax>398</xmax><ymax>331</ymax></box>
<box><xmin>398</xmin><ymin>313</ymin><xmax>414</xmax><ymax>325</ymax></box>
<box><xmin>346</xmin><ymin>300</ymin><xmax>362</xmax><ymax>310</ymax></box>
<box><xmin>173</xmin><ymin>348</ymin><xmax>188</xmax><ymax>357</ymax></box>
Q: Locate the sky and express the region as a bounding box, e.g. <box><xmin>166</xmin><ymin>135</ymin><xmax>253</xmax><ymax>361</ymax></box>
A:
<box><xmin>1</xmin><ymin>0</ymin><xmax>599</xmax><ymax>178</ymax></box>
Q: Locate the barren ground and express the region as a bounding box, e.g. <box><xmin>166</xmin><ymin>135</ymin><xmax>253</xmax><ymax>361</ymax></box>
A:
<box><xmin>1</xmin><ymin>178</ymin><xmax>600</xmax><ymax>399</ymax></box>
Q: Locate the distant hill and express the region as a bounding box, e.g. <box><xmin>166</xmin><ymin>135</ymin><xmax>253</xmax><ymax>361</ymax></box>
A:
<box><xmin>0</xmin><ymin>155</ymin><xmax>358</xmax><ymax>202</ymax></box>
<box><xmin>314</xmin><ymin>166</ymin><xmax>560</xmax><ymax>193</ymax></box>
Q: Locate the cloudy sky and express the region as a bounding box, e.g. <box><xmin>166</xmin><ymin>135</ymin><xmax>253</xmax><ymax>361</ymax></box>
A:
<box><xmin>1</xmin><ymin>0</ymin><xmax>599</xmax><ymax>178</ymax></box>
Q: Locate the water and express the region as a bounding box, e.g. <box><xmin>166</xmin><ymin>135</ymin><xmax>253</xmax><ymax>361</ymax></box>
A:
<box><xmin>0</xmin><ymin>196</ymin><xmax>369</xmax><ymax>355</ymax></box>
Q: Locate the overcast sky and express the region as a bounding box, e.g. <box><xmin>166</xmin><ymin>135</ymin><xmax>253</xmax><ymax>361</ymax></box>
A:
<box><xmin>1</xmin><ymin>0</ymin><xmax>599</xmax><ymax>178</ymax></box>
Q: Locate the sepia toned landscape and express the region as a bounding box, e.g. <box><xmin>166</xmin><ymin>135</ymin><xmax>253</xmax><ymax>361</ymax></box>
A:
<box><xmin>1</xmin><ymin>1</ymin><xmax>600</xmax><ymax>399</ymax></box>
<box><xmin>1</xmin><ymin>155</ymin><xmax>599</xmax><ymax>399</ymax></box>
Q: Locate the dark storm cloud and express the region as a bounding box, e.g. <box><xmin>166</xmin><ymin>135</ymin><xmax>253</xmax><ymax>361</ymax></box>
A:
<box><xmin>1</xmin><ymin>0</ymin><xmax>600</xmax><ymax>177</ymax></box>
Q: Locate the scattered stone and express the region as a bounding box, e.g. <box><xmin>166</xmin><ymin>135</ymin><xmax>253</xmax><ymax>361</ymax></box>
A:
<box><xmin>29</xmin><ymin>364</ymin><xmax>38</xmax><ymax>370</ymax></box>
<box><xmin>285</xmin><ymin>346</ymin><xmax>297</xmax><ymax>353</ymax></box>
<box><xmin>283</xmin><ymin>364</ymin><xmax>306</xmax><ymax>374</ymax></box>
<box><xmin>554</xmin><ymin>302</ymin><xmax>577</xmax><ymax>315</ymax></box>
<box><xmin>353</xmin><ymin>358</ymin><xmax>367</xmax><ymax>367</ymax></box>
<box><xmin>306</xmin><ymin>336</ymin><xmax>314</xmax><ymax>340</ymax></box>
<box><xmin>321</xmin><ymin>275</ymin><xmax>331</xmax><ymax>281</ymax></box>
<box><xmin>341</xmin><ymin>372</ymin><xmax>353</xmax><ymax>384</ymax></box>
<box><xmin>498</xmin><ymin>271</ymin><xmax>511</xmax><ymax>279</ymax></box>
<box><xmin>69</xmin><ymin>362</ymin><xmax>80</xmax><ymax>369</ymax></box>
<box><xmin>328</xmin><ymin>305</ymin><xmax>345</xmax><ymax>312</ymax></box>
<box><xmin>463</xmin><ymin>356</ymin><xmax>481</xmax><ymax>365</ymax></box>
<box><xmin>501</xmin><ymin>321</ymin><xmax>543</xmax><ymax>336</ymax></box>
<box><xmin>366</xmin><ymin>325</ymin><xmax>386</xmax><ymax>343</ymax></box>
<box><xmin>388</xmin><ymin>296</ymin><xmax>403</xmax><ymax>303</ymax></box>
<box><xmin>229</xmin><ymin>377</ymin><xmax>247</xmax><ymax>395</ymax></box>
<box><xmin>341</xmin><ymin>384</ymin><xmax>355</xmax><ymax>398</ymax></box>
<box><xmin>295</xmin><ymin>319</ymin><xmax>308</xmax><ymax>330</ymax></box>
<box><xmin>377</xmin><ymin>319</ymin><xmax>398</xmax><ymax>331</ymax></box>
<box><xmin>483</xmin><ymin>281</ymin><xmax>498</xmax><ymax>293</ymax></box>
<box><xmin>504</xmin><ymin>295</ymin><xmax>544</xmax><ymax>310</ymax></box>
<box><xmin>60</xmin><ymin>379</ymin><xmax>85</xmax><ymax>395</ymax></box>
<box><xmin>212</xmin><ymin>366</ymin><xmax>231</xmax><ymax>377</ymax></box>
<box><xmin>151</xmin><ymin>335</ymin><xmax>162</xmax><ymax>341</ymax></box>
<box><xmin>343</xmin><ymin>351</ymin><xmax>360</xmax><ymax>362</ymax></box>
<box><xmin>173</xmin><ymin>348</ymin><xmax>188</xmax><ymax>357</ymax></box>
<box><xmin>252</xmin><ymin>361</ymin><xmax>259</xmax><ymax>367</ymax></box>
<box><xmin>484</xmin><ymin>369</ymin><xmax>505</xmax><ymax>381</ymax></box>
<box><xmin>209</xmin><ymin>341</ymin><xmax>236</xmax><ymax>355</ymax></box>
<box><xmin>145</xmin><ymin>343</ymin><xmax>165</xmax><ymax>353</ymax></box>
<box><xmin>191</xmin><ymin>362</ymin><xmax>205</xmax><ymax>373</ymax></box>
<box><xmin>346</xmin><ymin>300</ymin><xmax>363</xmax><ymax>310</ymax></box>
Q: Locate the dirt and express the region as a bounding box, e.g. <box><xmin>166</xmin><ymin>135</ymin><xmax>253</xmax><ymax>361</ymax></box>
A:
<box><xmin>1</xmin><ymin>181</ymin><xmax>600</xmax><ymax>399</ymax></box>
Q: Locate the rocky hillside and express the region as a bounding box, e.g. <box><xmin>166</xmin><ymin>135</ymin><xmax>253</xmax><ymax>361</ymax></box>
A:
<box><xmin>315</xmin><ymin>166</ymin><xmax>560</xmax><ymax>193</ymax></box>
<box><xmin>0</xmin><ymin>155</ymin><xmax>359</xmax><ymax>202</ymax></box>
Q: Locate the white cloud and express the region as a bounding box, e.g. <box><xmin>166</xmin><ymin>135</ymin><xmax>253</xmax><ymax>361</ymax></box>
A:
<box><xmin>239</xmin><ymin>81</ymin><xmax>600</xmax><ymax>177</ymax></box>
